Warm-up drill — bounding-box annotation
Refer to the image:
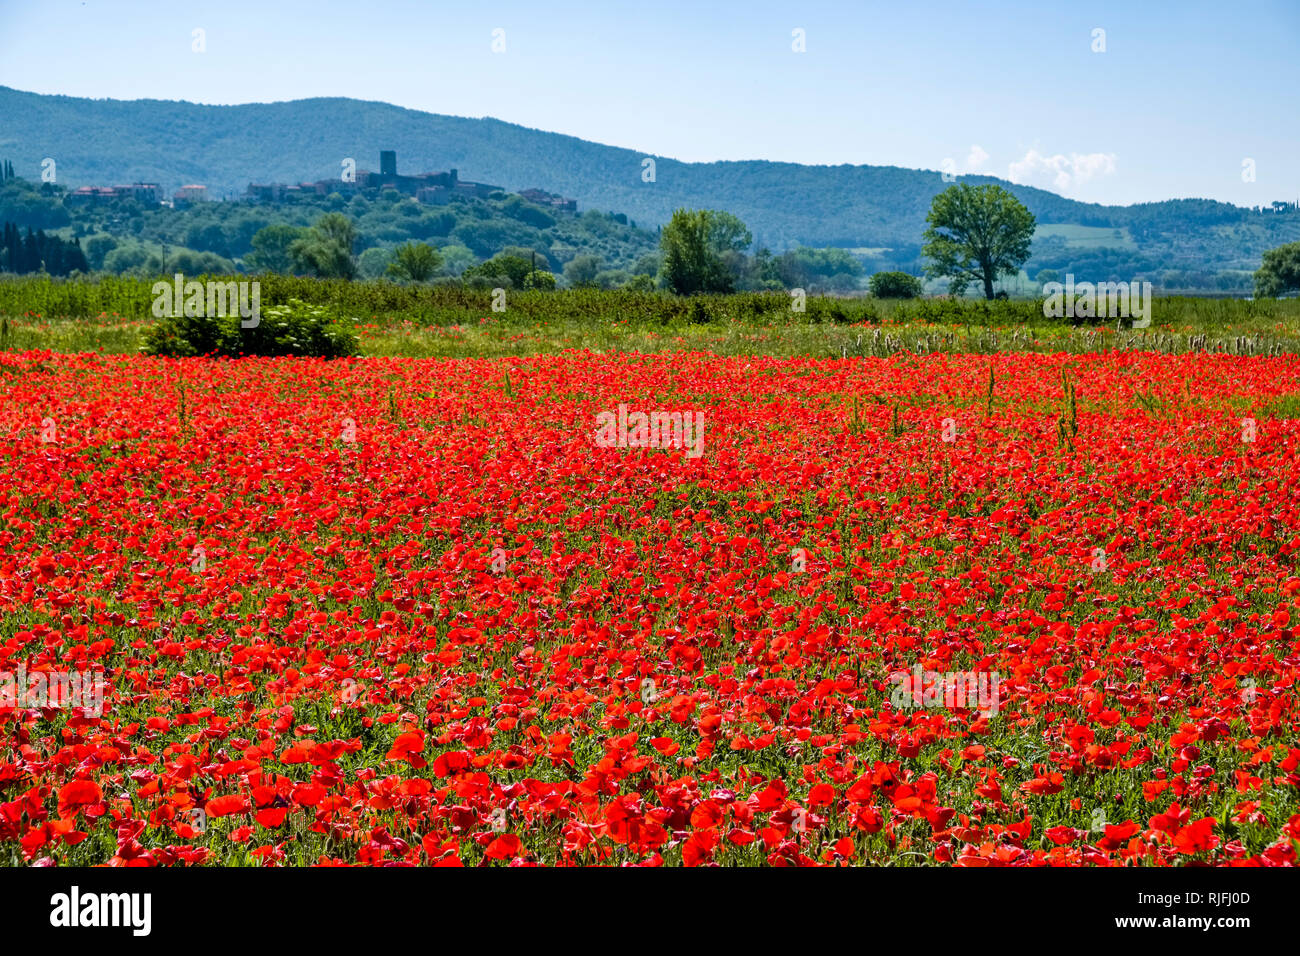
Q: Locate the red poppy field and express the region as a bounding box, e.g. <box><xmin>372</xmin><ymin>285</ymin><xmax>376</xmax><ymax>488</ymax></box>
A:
<box><xmin>2</xmin><ymin>348</ymin><xmax>1299</xmax><ymax>867</ymax></box>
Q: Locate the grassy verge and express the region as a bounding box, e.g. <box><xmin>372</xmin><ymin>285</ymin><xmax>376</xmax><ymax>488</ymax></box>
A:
<box><xmin>3</xmin><ymin>276</ymin><xmax>1299</xmax><ymax>357</ymax></box>
<box><xmin>4</xmin><ymin>311</ymin><xmax>1300</xmax><ymax>358</ymax></box>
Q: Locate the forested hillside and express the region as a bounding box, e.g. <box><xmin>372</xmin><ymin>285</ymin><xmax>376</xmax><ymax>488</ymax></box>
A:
<box><xmin>4</xmin><ymin>86</ymin><xmax>1297</xmax><ymax>285</ymax></box>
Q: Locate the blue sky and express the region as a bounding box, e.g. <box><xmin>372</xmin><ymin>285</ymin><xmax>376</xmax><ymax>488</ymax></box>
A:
<box><xmin>1</xmin><ymin>0</ymin><xmax>1296</xmax><ymax>206</ymax></box>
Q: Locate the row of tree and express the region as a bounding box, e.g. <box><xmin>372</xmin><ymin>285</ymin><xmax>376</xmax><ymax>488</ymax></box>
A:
<box><xmin>654</xmin><ymin>185</ymin><xmax>1034</xmax><ymax>299</ymax></box>
<box><xmin>662</xmin><ymin>184</ymin><xmax>1300</xmax><ymax>299</ymax></box>
<box><xmin>253</xmin><ymin>208</ymin><xmax>871</xmax><ymax>293</ymax></box>
<box><xmin>2</xmin><ymin>222</ymin><xmax>89</xmax><ymax>275</ymax></box>
<box><xmin>164</xmin><ymin>186</ymin><xmax>1119</xmax><ymax>300</ymax></box>
<box><xmin>9</xmin><ymin>169</ymin><xmax>1295</xmax><ymax>298</ymax></box>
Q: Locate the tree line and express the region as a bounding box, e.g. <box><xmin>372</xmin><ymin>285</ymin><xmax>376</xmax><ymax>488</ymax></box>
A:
<box><xmin>2</xmin><ymin>222</ymin><xmax>89</xmax><ymax>276</ymax></box>
<box><xmin>4</xmin><ymin>154</ymin><xmax>1297</xmax><ymax>298</ymax></box>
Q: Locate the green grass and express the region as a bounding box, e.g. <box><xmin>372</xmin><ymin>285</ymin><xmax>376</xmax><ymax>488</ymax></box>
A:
<box><xmin>5</xmin><ymin>311</ymin><xmax>1300</xmax><ymax>360</ymax></box>
<box><xmin>1034</xmin><ymin>223</ymin><xmax>1137</xmax><ymax>250</ymax></box>
<box><xmin>3</xmin><ymin>276</ymin><xmax>1300</xmax><ymax>358</ymax></box>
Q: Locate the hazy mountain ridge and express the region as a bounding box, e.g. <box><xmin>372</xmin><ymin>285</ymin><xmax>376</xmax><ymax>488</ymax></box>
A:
<box><xmin>2</xmin><ymin>85</ymin><xmax>1296</xmax><ymax>275</ymax></box>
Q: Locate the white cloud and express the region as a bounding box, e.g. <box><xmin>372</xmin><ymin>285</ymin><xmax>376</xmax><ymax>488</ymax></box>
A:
<box><xmin>937</xmin><ymin>144</ymin><xmax>991</xmax><ymax>180</ymax></box>
<box><xmin>1007</xmin><ymin>150</ymin><xmax>1117</xmax><ymax>193</ymax></box>
<box><xmin>964</xmin><ymin>144</ymin><xmax>990</xmax><ymax>173</ymax></box>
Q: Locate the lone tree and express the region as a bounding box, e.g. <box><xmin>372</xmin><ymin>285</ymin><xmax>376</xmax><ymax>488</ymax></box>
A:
<box><xmin>659</xmin><ymin>209</ymin><xmax>749</xmax><ymax>294</ymax></box>
<box><xmin>563</xmin><ymin>253</ymin><xmax>604</xmax><ymax>288</ymax></box>
<box><xmin>1254</xmin><ymin>241</ymin><xmax>1300</xmax><ymax>298</ymax></box>
<box><xmin>922</xmin><ymin>183</ymin><xmax>1035</xmax><ymax>299</ymax></box>
<box><xmin>290</xmin><ymin>212</ymin><xmax>358</xmax><ymax>280</ymax></box>
<box><xmin>386</xmin><ymin>241</ymin><xmax>442</xmax><ymax>282</ymax></box>
<box><xmin>247</xmin><ymin>224</ymin><xmax>305</xmax><ymax>274</ymax></box>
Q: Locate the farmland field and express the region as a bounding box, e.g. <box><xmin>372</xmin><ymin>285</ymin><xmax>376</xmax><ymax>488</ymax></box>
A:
<box><xmin>1034</xmin><ymin>224</ymin><xmax>1138</xmax><ymax>250</ymax></box>
<box><xmin>3</xmin><ymin>346</ymin><xmax>1298</xmax><ymax>866</ymax></box>
<box><xmin>3</xmin><ymin>276</ymin><xmax>1300</xmax><ymax>360</ymax></box>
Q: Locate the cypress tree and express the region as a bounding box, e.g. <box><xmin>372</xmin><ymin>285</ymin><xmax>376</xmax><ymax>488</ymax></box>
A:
<box><xmin>23</xmin><ymin>228</ymin><xmax>38</xmax><ymax>273</ymax></box>
<box><xmin>68</xmin><ymin>237</ymin><xmax>88</xmax><ymax>274</ymax></box>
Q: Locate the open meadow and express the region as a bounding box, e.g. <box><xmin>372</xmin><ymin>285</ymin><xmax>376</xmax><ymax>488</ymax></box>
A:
<box><xmin>5</xmin><ymin>3</ymin><xmax>1300</xmax><ymax>942</ymax></box>
<box><xmin>2</xmin><ymin>294</ymin><xmax>1299</xmax><ymax>865</ymax></box>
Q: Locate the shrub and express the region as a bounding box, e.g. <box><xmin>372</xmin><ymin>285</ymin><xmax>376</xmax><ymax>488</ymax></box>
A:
<box><xmin>868</xmin><ymin>271</ymin><xmax>924</xmax><ymax>298</ymax></box>
<box><xmin>464</xmin><ymin>274</ymin><xmax>503</xmax><ymax>291</ymax></box>
<box><xmin>141</xmin><ymin>298</ymin><xmax>359</xmax><ymax>358</ymax></box>
<box><xmin>688</xmin><ymin>298</ymin><xmax>712</xmax><ymax>323</ymax></box>
<box><xmin>1255</xmin><ymin>242</ymin><xmax>1300</xmax><ymax>298</ymax></box>
<box><xmin>463</xmin><ymin>254</ymin><xmax>534</xmax><ymax>287</ymax></box>
<box><xmin>522</xmin><ymin>270</ymin><xmax>557</xmax><ymax>290</ymax></box>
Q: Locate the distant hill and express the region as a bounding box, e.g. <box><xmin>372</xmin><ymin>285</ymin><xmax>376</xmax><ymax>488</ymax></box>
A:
<box><xmin>2</xmin><ymin>85</ymin><xmax>1297</xmax><ymax>283</ymax></box>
